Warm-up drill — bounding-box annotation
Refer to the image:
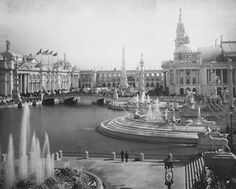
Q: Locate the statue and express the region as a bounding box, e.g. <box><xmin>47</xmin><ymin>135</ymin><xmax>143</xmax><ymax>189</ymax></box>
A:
<box><xmin>6</xmin><ymin>40</ymin><xmax>10</xmax><ymax>51</ymax></box>
<box><xmin>204</xmin><ymin>132</ymin><xmax>230</xmax><ymax>152</ymax></box>
<box><xmin>222</xmin><ymin>89</ymin><xmax>230</xmax><ymax>103</ymax></box>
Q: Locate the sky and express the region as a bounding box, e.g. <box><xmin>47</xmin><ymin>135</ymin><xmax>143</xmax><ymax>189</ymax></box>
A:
<box><xmin>0</xmin><ymin>0</ymin><xmax>236</xmax><ymax>70</ymax></box>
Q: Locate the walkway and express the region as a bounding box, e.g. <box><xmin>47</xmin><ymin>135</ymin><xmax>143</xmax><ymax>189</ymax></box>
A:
<box><xmin>55</xmin><ymin>157</ymin><xmax>185</xmax><ymax>189</ymax></box>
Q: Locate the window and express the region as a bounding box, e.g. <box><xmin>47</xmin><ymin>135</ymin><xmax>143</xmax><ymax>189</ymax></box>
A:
<box><xmin>192</xmin><ymin>78</ymin><xmax>196</xmax><ymax>84</ymax></box>
<box><xmin>180</xmin><ymin>78</ymin><xmax>184</xmax><ymax>84</ymax></box>
<box><xmin>186</xmin><ymin>78</ymin><xmax>190</xmax><ymax>84</ymax></box>
<box><xmin>186</xmin><ymin>70</ymin><xmax>190</xmax><ymax>75</ymax></box>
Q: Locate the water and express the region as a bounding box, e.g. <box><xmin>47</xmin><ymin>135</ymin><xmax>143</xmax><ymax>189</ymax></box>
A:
<box><xmin>2</xmin><ymin>106</ymin><xmax>55</xmax><ymax>187</ymax></box>
<box><xmin>196</xmin><ymin>106</ymin><xmax>202</xmax><ymax>124</ymax></box>
<box><xmin>0</xmin><ymin>104</ymin><xmax>197</xmax><ymax>157</ymax></box>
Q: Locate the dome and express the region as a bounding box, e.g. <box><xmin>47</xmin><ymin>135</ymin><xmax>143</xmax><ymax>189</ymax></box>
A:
<box><xmin>175</xmin><ymin>44</ymin><xmax>198</xmax><ymax>53</ymax></box>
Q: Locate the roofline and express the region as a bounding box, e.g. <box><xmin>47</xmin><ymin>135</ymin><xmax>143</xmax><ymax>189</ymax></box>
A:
<box><xmin>221</xmin><ymin>41</ymin><xmax>236</xmax><ymax>43</ymax></box>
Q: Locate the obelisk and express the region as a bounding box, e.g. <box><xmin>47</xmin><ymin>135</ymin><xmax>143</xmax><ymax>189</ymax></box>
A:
<box><xmin>120</xmin><ymin>46</ymin><xmax>128</xmax><ymax>88</ymax></box>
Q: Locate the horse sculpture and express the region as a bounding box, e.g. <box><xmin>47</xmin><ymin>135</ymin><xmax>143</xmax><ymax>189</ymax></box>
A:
<box><xmin>205</xmin><ymin>132</ymin><xmax>230</xmax><ymax>152</ymax></box>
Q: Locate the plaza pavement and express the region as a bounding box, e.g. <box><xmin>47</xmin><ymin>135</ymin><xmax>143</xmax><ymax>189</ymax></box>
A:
<box><xmin>56</xmin><ymin>157</ymin><xmax>185</xmax><ymax>189</ymax></box>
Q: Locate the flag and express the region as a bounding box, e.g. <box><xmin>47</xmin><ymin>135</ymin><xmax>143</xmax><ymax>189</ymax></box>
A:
<box><xmin>42</xmin><ymin>50</ymin><xmax>49</xmax><ymax>55</ymax></box>
<box><xmin>53</xmin><ymin>52</ymin><xmax>57</xmax><ymax>56</ymax></box>
<box><xmin>36</xmin><ymin>48</ymin><xmax>42</xmax><ymax>55</ymax></box>
<box><xmin>48</xmin><ymin>50</ymin><xmax>53</xmax><ymax>55</ymax></box>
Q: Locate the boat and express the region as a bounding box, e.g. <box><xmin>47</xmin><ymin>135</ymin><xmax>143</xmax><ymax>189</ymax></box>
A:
<box><xmin>64</xmin><ymin>97</ymin><xmax>79</xmax><ymax>105</ymax></box>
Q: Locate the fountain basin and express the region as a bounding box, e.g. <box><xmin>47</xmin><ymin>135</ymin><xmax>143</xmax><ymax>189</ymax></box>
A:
<box><xmin>98</xmin><ymin>114</ymin><xmax>207</xmax><ymax>145</ymax></box>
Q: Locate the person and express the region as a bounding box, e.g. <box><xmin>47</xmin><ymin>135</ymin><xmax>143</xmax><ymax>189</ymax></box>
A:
<box><xmin>120</xmin><ymin>150</ymin><xmax>124</xmax><ymax>162</ymax></box>
<box><xmin>125</xmin><ymin>151</ymin><xmax>129</xmax><ymax>162</ymax></box>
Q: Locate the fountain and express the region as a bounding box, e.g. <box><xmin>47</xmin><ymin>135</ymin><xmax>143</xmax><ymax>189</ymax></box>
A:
<box><xmin>99</xmin><ymin>97</ymin><xmax>210</xmax><ymax>145</ymax></box>
<box><xmin>2</xmin><ymin>105</ymin><xmax>54</xmax><ymax>188</ymax></box>
<box><xmin>187</xmin><ymin>106</ymin><xmax>217</xmax><ymax>128</ymax></box>
<box><xmin>1</xmin><ymin>106</ymin><xmax>102</xmax><ymax>189</ymax></box>
<box><xmin>145</xmin><ymin>104</ymin><xmax>153</xmax><ymax>121</ymax></box>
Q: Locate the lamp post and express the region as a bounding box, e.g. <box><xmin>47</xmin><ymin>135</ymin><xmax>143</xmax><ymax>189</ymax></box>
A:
<box><xmin>164</xmin><ymin>153</ymin><xmax>174</xmax><ymax>189</ymax></box>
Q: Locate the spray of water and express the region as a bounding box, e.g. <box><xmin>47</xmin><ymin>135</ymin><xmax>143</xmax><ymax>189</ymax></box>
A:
<box><xmin>4</xmin><ymin>105</ymin><xmax>55</xmax><ymax>187</ymax></box>
<box><xmin>146</xmin><ymin>104</ymin><xmax>153</xmax><ymax>121</ymax></box>
<box><xmin>19</xmin><ymin>106</ymin><xmax>30</xmax><ymax>179</ymax></box>
<box><xmin>5</xmin><ymin>134</ymin><xmax>15</xmax><ymax>189</ymax></box>
<box><xmin>196</xmin><ymin>106</ymin><xmax>202</xmax><ymax>124</ymax></box>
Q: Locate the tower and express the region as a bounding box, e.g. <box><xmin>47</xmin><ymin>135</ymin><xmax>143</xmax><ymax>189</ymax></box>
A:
<box><xmin>175</xmin><ymin>8</ymin><xmax>189</xmax><ymax>49</ymax></box>
<box><xmin>120</xmin><ymin>46</ymin><xmax>128</xmax><ymax>88</ymax></box>
<box><xmin>139</xmin><ymin>53</ymin><xmax>145</xmax><ymax>95</ymax></box>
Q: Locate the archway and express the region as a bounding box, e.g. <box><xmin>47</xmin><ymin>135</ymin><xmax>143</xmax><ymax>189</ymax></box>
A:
<box><xmin>127</xmin><ymin>76</ymin><xmax>135</xmax><ymax>87</ymax></box>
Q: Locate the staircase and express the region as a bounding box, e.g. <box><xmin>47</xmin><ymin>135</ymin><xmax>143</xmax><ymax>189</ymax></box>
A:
<box><xmin>185</xmin><ymin>154</ymin><xmax>205</xmax><ymax>189</ymax></box>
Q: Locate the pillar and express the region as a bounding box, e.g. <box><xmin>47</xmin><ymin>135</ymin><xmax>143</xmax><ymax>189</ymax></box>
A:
<box><xmin>228</xmin><ymin>65</ymin><xmax>233</xmax><ymax>105</ymax></box>
<box><xmin>140</xmin><ymin>152</ymin><xmax>144</xmax><ymax>161</ymax></box>
<box><xmin>58</xmin><ymin>150</ymin><xmax>63</xmax><ymax>159</ymax></box>
<box><xmin>24</xmin><ymin>74</ymin><xmax>27</xmax><ymax>94</ymax></box>
<box><xmin>26</xmin><ymin>74</ymin><xmax>29</xmax><ymax>93</ymax></box>
<box><xmin>20</xmin><ymin>74</ymin><xmax>23</xmax><ymax>94</ymax></box>
<box><xmin>163</xmin><ymin>72</ymin><xmax>167</xmax><ymax>91</ymax></box>
<box><xmin>112</xmin><ymin>152</ymin><xmax>116</xmax><ymax>160</ymax></box>
<box><xmin>220</xmin><ymin>69</ymin><xmax>223</xmax><ymax>85</ymax></box>
<box><xmin>84</xmin><ymin>150</ymin><xmax>89</xmax><ymax>159</ymax></box>
<box><xmin>184</xmin><ymin>69</ymin><xmax>186</xmax><ymax>85</ymax></box>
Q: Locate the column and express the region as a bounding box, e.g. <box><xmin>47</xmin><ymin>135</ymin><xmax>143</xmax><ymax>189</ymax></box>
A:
<box><xmin>20</xmin><ymin>74</ymin><xmax>23</xmax><ymax>94</ymax></box>
<box><xmin>228</xmin><ymin>65</ymin><xmax>233</xmax><ymax>105</ymax></box>
<box><xmin>190</xmin><ymin>69</ymin><xmax>192</xmax><ymax>85</ymax></box>
<box><xmin>163</xmin><ymin>72</ymin><xmax>167</xmax><ymax>91</ymax></box>
<box><xmin>184</xmin><ymin>69</ymin><xmax>186</xmax><ymax>85</ymax></box>
<box><xmin>197</xmin><ymin>70</ymin><xmax>200</xmax><ymax>85</ymax></box>
<box><xmin>4</xmin><ymin>73</ymin><xmax>8</xmax><ymax>96</ymax></box>
<box><xmin>220</xmin><ymin>69</ymin><xmax>223</xmax><ymax>85</ymax></box>
<box><xmin>24</xmin><ymin>74</ymin><xmax>27</xmax><ymax>94</ymax></box>
<box><xmin>174</xmin><ymin>69</ymin><xmax>177</xmax><ymax>85</ymax></box>
<box><xmin>176</xmin><ymin>69</ymin><xmax>179</xmax><ymax>84</ymax></box>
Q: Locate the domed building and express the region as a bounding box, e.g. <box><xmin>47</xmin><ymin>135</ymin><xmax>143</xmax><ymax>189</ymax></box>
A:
<box><xmin>0</xmin><ymin>41</ymin><xmax>80</xmax><ymax>98</ymax></box>
<box><xmin>162</xmin><ymin>9</ymin><xmax>236</xmax><ymax>98</ymax></box>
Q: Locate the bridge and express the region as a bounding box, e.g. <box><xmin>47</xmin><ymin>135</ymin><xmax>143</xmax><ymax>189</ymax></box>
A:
<box><xmin>42</xmin><ymin>93</ymin><xmax>115</xmax><ymax>105</ymax></box>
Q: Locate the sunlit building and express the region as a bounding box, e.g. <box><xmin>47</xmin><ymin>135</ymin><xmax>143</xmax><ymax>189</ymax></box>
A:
<box><xmin>0</xmin><ymin>41</ymin><xmax>80</xmax><ymax>97</ymax></box>
<box><xmin>162</xmin><ymin>9</ymin><xmax>236</xmax><ymax>97</ymax></box>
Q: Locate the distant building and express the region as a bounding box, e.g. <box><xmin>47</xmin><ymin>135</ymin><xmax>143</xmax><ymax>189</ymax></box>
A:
<box><xmin>0</xmin><ymin>41</ymin><xmax>79</xmax><ymax>97</ymax></box>
<box><xmin>79</xmin><ymin>67</ymin><xmax>163</xmax><ymax>91</ymax></box>
<box><xmin>79</xmin><ymin>45</ymin><xmax>164</xmax><ymax>91</ymax></box>
<box><xmin>162</xmin><ymin>9</ymin><xmax>236</xmax><ymax>97</ymax></box>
